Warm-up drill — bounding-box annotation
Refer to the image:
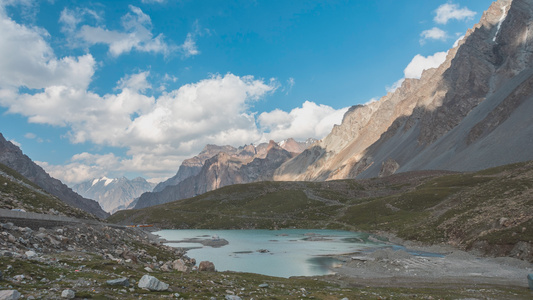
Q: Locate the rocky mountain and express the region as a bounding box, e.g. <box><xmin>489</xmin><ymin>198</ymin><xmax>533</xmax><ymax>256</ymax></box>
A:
<box><xmin>275</xmin><ymin>0</ymin><xmax>533</xmax><ymax>181</ymax></box>
<box><xmin>72</xmin><ymin>177</ymin><xmax>156</xmax><ymax>213</ymax></box>
<box><xmin>134</xmin><ymin>139</ymin><xmax>312</xmax><ymax>209</ymax></box>
<box><xmin>0</xmin><ymin>133</ymin><xmax>108</xmax><ymax>219</ymax></box>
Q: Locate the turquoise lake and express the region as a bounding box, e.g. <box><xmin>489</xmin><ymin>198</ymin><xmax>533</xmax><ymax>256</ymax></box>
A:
<box><xmin>154</xmin><ymin>229</ymin><xmax>387</xmax><ymax>278</ymax></box>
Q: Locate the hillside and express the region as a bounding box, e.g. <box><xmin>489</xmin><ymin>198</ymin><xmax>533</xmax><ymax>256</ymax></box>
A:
<box><xmin>0</xmin><ymin>163</ymin><xmax>98</xmax><ymax>220</ymax></box>
<box><xmin>0</xmin><ymin>133</ymin><xmax>108</xmax><ymax>218</ymax></box>
<box><xmin>110</xmin><ymin>161</ymin><xmax>533</xmax><ymax>262</ymax></box>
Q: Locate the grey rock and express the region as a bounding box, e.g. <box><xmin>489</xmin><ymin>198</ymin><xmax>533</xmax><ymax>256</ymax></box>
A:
<box><xmin>225</xmin><ymin>296</ymin><xmax>242</xmax><ymax>300</ymax></box>
<box><xmin>60</xmin><ymin>289</ymin><xmax>75</xmax><ymax>299</ymax></box>
<box><xmin>259</xmin><ymin>283</ymin><xmax>269</xmax><ymax>288</ymax></box>
<box><xmin>25</xmin><ymin>250</ymin><xmax>37</xmax><ymax>258</ymax></box>
<box><xmin>0</xmin><ymin>290</ymin><xmax>21</xmax><ymax>300</ymax></box>
<box><xmin>106</xmin><ymin>277</ymin><xmax>130</xmax><ymax>287</ymax></box>
<box><xmin>138</xmin><ymin>274</ymin><xmax>169</xmax><ymax>291</ymax></box>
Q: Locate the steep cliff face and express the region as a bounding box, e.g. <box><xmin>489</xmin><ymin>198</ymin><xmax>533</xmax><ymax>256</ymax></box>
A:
<box><xmin>0</xmin><ymin>133</ymin><xmax>108</xmax><ymax>219</ymax></box>
<box><xmin>133</xmin><ymin>140</ymin><xmax>306</xmax><ymax>209</ymax></box>
<box><xmin>276</xmin><ymin>0</ymin><xmax>533</xmax><ymax>180</ymax></box>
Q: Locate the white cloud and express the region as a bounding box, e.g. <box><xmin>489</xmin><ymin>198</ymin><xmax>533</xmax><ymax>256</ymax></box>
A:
<box><xmin>0</xmin><ymin>4</ymin><xmax>345</xmax><ymax>183</ymax></box>
<box><xmin>284</xmin><ymin>77</ymin><xmax>295</xmax><ymax>95</ymax></box>
<box><xmin>434</xmin><ymin>3</ymin><xmax>476</xmax><ymax>25</ymax></box>
<box><xmin>0</xmin><ymin>8</ymin><xmax>96</xmax><ymax>91</ymax></box>
<box><xmin>386</xmin><ymin>51</ymin><xmax>447</xmax><ymax>92</ymax></box>
<box><xmin>420</xmin><ymin>27</ymin><xmax>448</xmax><ymax>44</ymax></box>
<box><xmin>180</xmin><ymin>32</ymin><xmax>199</xmax><ymax>58</ymax></box>
<box><xmin>24</xmin><ymin>132</ymin><xmax>36</xmax><ymax>139</ymax></box>
<box><xmin>386</xmin><ymin>79</ymin><xmax>404</xmax><ymax>93</ymax></box>
<box><xmin>258</xmin><ymin>101</ymin><xmax>349</xmax><ymax>142</ymax></box>
<box><xmin>74</xmin><ymin>5</ymin><xmax>173</xmax><ymax>57</ymax></box>
<box><xmin>117</xmin><ymin>71</ymin><xmax>152</xmax><ymax>93</ymax></box>
<box><xmin>404</xmin><ymin>52</ymin><xmax>447</xmax><ymax>79</ymax></box>
<box><xmin>59</xmin><ymin>7</ymin><xmax>102</xmax><ymax>34</ymax></box>
<box><xmin>37</xmin><ymin>153</ymin><xmax>121</xmax><ymax>184</ymax></box>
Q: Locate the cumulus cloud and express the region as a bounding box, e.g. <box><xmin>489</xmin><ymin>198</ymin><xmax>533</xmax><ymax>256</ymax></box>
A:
<box><xmin>117</xmin><ymin>71</ymin><xmax>152</xmax><ymax>93</ymax></box>
<box><xmin>404</xmin><ymin>52</ymin><xmax>448</xmax><ymax>79</ymax></box>
<box><xmin>387</xmin><ymin>51</ymin><xmax>447</xmax><ymax>92</ymax></box>
<box><xmin>0</xmin><ymin>8</ymin><xmax>96</xmax><ymax>91</ymax></box>
<box><xmin>420</xmin><ymin>27</ymin><xmax>448</xmax><ymax>44</ymax></box>
<box><xmin>37</xmin><ymin>153</ymin><xmax>121</xmax><ymax>184</ymax></box>
<box><xmin>258</xmin><ymin>101</ymin><xmax>349</xmax><ymax>142</ymax></box>
<box><xmin>0</xmin><ymin>3</ymin><xmax>345</xmax><ymax>184</ymax></box>
<box><xmin>434</xmin><ymin>3</ymin><xmax>476</xmax><ymax>25</ymax></box>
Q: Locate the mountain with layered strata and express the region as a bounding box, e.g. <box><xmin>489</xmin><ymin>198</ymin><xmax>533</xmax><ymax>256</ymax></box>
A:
<box><xmin>275</xmin><ymin>0</ymin><xmax>533</xmax><ymax>181</ymax></box>
<box><xmin>73</xmin><ymin>176</ymin><xmax>155</xmax><ymax>213</ymax></box>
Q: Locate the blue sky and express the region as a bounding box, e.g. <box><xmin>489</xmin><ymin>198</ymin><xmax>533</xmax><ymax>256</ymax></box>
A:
<box><xmin>0</xmin><ymin>0</ymin><xmax>494</xmax><ymax>184</ymax></box>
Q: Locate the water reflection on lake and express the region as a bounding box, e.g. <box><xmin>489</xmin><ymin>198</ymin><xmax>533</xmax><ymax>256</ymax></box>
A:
<box><xmin>155</xmin><ymin>229</ymin><xmax>387</xmax><ymax>278</ymax></box>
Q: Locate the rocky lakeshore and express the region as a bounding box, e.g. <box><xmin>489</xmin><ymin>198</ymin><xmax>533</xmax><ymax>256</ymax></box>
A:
<box><xmin>1</xmin><ymin>220</ymin><xmax>533</xmax><ymax>299</ymax></box>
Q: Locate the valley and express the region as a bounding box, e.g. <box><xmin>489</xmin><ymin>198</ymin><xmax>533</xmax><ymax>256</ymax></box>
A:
<box><xmin>1</xmin><ymin>0</ymin><xmax>533</xmax><ymax>298</ymax></box>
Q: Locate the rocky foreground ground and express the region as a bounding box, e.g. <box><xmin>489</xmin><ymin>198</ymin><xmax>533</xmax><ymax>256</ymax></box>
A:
<box><xmin>1</xmin><ymin>220</ymin><xmax>533</xmax><ymax>299</ymax></box>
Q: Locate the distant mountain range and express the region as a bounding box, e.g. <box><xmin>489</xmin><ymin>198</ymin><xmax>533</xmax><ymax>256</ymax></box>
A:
<box><xmin>0</xmin><ymin>133</ymin><xmax>108</xmax><ymax>219</ymax></box>
<box><xmin>72</xmin><ymin>177</ymin><xmax>156</xmax><ymax>213</ymax></box>
<box><xmin>134</xmin><ymin>138</ymin><xmax>316</xmax><ymax>209</ymax></box>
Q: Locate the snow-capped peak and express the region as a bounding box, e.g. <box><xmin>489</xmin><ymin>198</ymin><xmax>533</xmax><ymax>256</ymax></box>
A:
<box><xmin>103</xmin><ymin>177</ymin><xmax>114</xmax><ymax>186</ymax></box>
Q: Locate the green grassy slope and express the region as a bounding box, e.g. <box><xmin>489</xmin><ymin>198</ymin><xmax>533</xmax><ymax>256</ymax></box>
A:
<box><xmin>109</xmin><ymin>162</ymin><xmax>533</xmax><ymax>260</ymax></box>
<box><xmin>0</xmin><ymin>163</ymin><xmax>98</xmax><ymax>220</ymax></box>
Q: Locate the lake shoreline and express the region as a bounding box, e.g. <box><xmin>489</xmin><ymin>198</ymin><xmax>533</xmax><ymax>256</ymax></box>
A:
<box><xmin>149</xmin><ymin>228</ymin><xmax>533</xmax><ymax>288</ymax></box>
<box><xmin>328</xmin><ymin>232</ymin><xmax>533</xmax><ymax>289</ymax></box>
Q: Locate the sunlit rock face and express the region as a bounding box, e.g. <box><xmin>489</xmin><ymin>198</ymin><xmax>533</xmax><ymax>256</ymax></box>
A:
<box><xmin>275</xmin><ymin>0</ymin><xmax>533</xmax><ymax>180</ymax></box>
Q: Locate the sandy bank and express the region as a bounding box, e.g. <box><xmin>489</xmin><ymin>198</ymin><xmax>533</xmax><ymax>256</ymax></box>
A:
<box><xmin>330</xmin><ymin>243</ymin><xmax>533</xmax><ymax>289</ymax></box>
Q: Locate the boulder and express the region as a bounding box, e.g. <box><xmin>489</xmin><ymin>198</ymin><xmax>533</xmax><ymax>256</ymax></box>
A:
<box><xmin>138</xmin><ymin>274</ymin><xmax>169</xmax><ymax>291</ymax></box>
<box><xmin>106</xmin><ymin>277</ymin><xmax>130</xmax><ymax>287</ymax></box>
<box><xmin>25</xmin><ymin>250</ymin><xmax>37</xmax><ymax>258</ymax></box>
<box><xmin>172</xmin><ymin>259</ymin><xmax>190</xmax><ymax>272</ymax></box>
<box><xmin>225</xmin><ymin>296</ymin><xmax>242</xmax><ymax>300</ymax></box>
<box><xmin>160</xmin><ymin>262</ymin><xmax>173</xmax><ymax>272</ymax></box>
<box><xmin>0</xmin><ymin>290</ymin><xmax>21</xmax><ymax>300</ymax></box>
<box><xmin>61</xmin><ymin>289</ymin><xmax>75</xmax><ymax>299</ymax></box>
<box><xmin>198</xmin><ymin>261</ymin><xmax>215</xmax><ymax>272</ymax></box>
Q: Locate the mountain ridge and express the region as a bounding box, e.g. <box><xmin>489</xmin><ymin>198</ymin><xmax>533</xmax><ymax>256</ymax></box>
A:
<box><xmin>134</xmin><ymin>138</ymin><xmax>315</xmax><ymax>209</ymax></box>
<box><xmin>0</xmin><ymin>133</ymin><xmax>108</xmax><ymax>219</ymax></box>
